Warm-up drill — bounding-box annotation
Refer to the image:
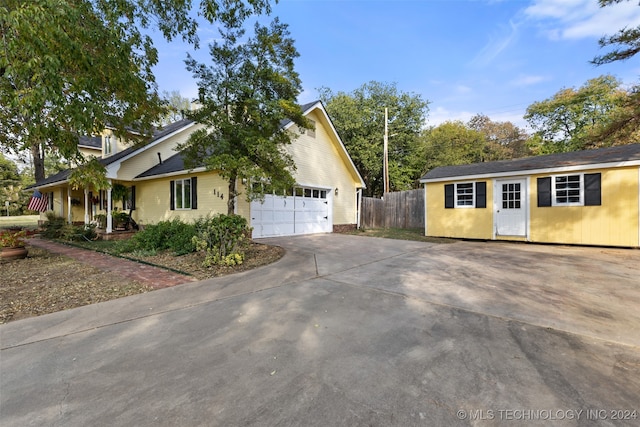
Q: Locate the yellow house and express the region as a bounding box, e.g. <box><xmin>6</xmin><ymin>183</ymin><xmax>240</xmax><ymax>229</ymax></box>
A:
<box><xmin>420</xmin><ymin>144</ymin><xmax>640</xmax><ymax>248</ymax></box>
<box><xmin>31</xmin><ymin>101</ymin><xmax>365</xmax><ymax>238</ymax></box>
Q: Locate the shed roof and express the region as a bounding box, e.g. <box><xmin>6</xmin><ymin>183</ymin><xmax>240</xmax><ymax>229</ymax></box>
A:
<box><xmin>420</xmin><ymin>143</ymin><xmax>640</xmax><ymax>182</ymax></box>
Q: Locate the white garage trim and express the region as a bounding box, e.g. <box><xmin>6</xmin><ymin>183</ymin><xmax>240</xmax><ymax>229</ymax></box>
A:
<box><xmin>250</xmin><ymin>185</ymin><xmax>333</xmax><ymax>238</ymax></box>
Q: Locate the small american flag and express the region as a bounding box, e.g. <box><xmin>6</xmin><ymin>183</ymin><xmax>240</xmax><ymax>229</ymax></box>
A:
<box><xmin>27</xmin><ymin>190</ymin><xmax>49</xmax><ymax>212</ymax></box>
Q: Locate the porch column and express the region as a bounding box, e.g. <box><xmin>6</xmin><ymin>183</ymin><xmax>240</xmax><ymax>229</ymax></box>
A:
<box><xmin>67</xmin><ymin>186</ymin><xmax>72</xmax><ymax>224</ymax></box>
<box><xmin>84</xmin><ymin>188</ymin><xmax>90</xmax><ymax>225</ymax></box>
<box><xmin>106</xmin><ymin>182</ymin><xmax>113</xmax><ymax>233</ymax></box>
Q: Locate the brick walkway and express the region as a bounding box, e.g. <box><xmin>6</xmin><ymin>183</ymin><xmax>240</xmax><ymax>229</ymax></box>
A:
<box><xmin>28</xmin><ymin>238</ymin><xmax>196</xmax><ymax>289</ymax></box>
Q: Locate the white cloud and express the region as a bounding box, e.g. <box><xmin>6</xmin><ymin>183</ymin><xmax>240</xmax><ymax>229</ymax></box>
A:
<box><xmin>471</xmin><ymin>19</ymin><xmax>520</xmax><ymax>66</ymax></box>
<box><xmin>509</xmin><ymin>74</ymin><xmax>547</xmax><ymax>86</ymax></box>
<box><xmin>426</xmin><ymin>106</ymin><xmax>529</xmax><ymax>130</ymax></box>
<box><xmin>455</xmin><ymin>85</ymin><xmax>473</xmax><ymax>94</ymax></box>
<box><xmin>525</xmin><ymin>0</ymin><xmax>640</xmax><ymax>40</ymax></box>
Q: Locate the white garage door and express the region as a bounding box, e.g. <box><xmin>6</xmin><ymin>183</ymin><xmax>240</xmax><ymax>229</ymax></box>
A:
<box><xmin>251</xmin><ymin>187</ymin><xmax>331</xmax><ymax>238</ymax></box>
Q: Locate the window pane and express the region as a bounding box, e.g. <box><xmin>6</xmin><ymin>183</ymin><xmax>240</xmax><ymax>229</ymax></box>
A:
<box><xmin>176</xmin><ymin>181</ymin><xmax>183</xmax><ymax>209</ymax></box>
<box><xmin>184</xmin><ymin>179</ymin><xmax>191</xmax><ymax>208</ymax></box>
<box><xmin>313</xmin><ymin>189</ymin><xmax>319</xmax><ymax>198</ymax></box>
<box><xmin>304</xmin><ymin>188</ymin><xmax>311</xmax><ymax>197</ymax></box>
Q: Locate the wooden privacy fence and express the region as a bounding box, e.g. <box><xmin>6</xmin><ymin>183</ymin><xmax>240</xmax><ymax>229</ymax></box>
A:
<box><xmin>360</xmin><ymin>189</ymin><xmax>424</xmax><ymax>229</ymax></box>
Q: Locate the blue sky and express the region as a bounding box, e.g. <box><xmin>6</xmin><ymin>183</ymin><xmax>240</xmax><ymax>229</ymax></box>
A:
<box><xmin>152</xmin><ymin>0</ymin><xmax>640</xmax><ymax>130</ymax></box>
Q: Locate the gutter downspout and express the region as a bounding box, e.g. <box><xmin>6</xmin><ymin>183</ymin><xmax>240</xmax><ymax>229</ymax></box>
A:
<box><xmin>356</xmin><ymin>188</ymin><xmax>362</xmax><ymax>229</ymax></box>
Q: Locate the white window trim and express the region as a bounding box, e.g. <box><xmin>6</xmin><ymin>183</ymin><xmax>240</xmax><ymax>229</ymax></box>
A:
<box><xmin>552</xmin><ymin>173</ymin><xmax>584</xmax><ymax>207</ymax></box>
<box><xmin>455</xmin><ymin>182</ymin><xmax>475</xmax><ymax>208</ymax></box>
<box><xmin>174</xmin><ymin>178</ymin><xmax>192</xmax><ymax>210</ymax></box>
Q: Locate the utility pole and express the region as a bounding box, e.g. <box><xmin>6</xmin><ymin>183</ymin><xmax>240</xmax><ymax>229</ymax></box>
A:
<box><xmin>383</xmin><ymin>107</ymin><xmax>389</xmax><ymax>194</ymax></box>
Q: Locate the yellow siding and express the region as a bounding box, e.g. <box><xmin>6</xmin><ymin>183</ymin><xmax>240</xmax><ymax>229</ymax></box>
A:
<box><xmin>530</xmin><ymin>167</ymin><xmax>639</xmax><ymax>247</ymax></box>
<box><xmin>117</xmin><ymin>124</ymin><xmax>202</xmax><ymax>181</ymax></box>
<box><xmin>79</xmin><ymin>147</ymin><xmax>101</xmax><ymax>159</ymax></box>
<box><xmin>134</xmin><ymin>172</ymin><xmax>229</xmax><ymax>226</ymax></box>
<box><xmin>425</xmin><ymin>181</ymin><xmax>493</xmax><ymax>239</ymax></box>
<box><xmin>286</xmin><ymin>110</ymin><xmax>361</xmax><ymax>225</ymax></box>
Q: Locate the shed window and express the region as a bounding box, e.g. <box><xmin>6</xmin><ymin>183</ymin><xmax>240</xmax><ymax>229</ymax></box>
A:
<box><xmin>537</xmin><ymin>173</ymin><xmax>600</xmax><ymax>207</ymax></box>
<box><xmin>444</xmin><ymin>182</ymin><xmax>486</xmax><ymax>209</ymax></box>
<box><xmin>554</xmin><ymin>174</ymin><xmax>582</xmax><ymax>205</ymax></box>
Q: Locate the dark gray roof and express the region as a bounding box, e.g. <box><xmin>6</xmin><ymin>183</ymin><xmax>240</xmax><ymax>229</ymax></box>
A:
<box><xmin>78</xmin><ymin>136</ymin><xmax>102</xmax><ymax>149</ymax></box>
<box><xmin>136</xmin><ymin>152</ymin><xmax>190</xmax><ymax>178</ymax></box>
<box><xmin>138</xmin><ymin>102</ymin><xmax>322</xmax><ymax>179</ymax></box>
<box><xmin>33</xmin><ymin>119</ymin><xmax>194</xmax><ymax>188</ymax></box>
<box><xmin>280</xmin><ymin>101</ymin><xmax>320</xmax><ymax>128</ymax></box>
<box><xmin>421</xmin><ymin>143</ymin><xmax>640</xmax><ymax>181</ymax></box>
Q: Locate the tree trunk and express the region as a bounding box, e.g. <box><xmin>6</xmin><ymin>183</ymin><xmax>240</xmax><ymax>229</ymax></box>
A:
<box><xmin>227</xmin><ymin>172</ymin><xmax>237</xmax><ymax>215</ymax></box>
<box><xmin>31</xmin><ymin>142</ymin><xmax>46</xmax><ymax>183</ymax></box>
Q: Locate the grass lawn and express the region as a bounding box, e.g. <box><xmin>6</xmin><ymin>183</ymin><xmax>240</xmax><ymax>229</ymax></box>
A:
<box><xmin>0</xmin><ymin>215</ymin><xmax>39</xmax><ymax>229</ymax></box>
<box><xmin>347</xmin><ymin>227</ymin><xmax>456</xmax><ymax>244</ymax></box>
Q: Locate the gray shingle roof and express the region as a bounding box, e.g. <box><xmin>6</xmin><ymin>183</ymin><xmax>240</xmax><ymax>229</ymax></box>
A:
<box><xmin>32</xmin><ymin>119</ymin><xmax>194</xmax><ymax>187</ymax></box>
<box><xmin>78</xmin><ymin>136</ymin><xmax>102</xmax><ymax>149</ymax></box>
<box><xmin>136</xmin><ymin>152</ymin><xmax>189</xmax><ymax>178</ymax></box>
<box><xmin>137</xmin><ymin>102</ymin><xmax>322</xmax><ymax>179</ymax></box>
<box><xmin>421</xmin><ymin>143</ymin><xmax>640</xmax><ymax>181</ymax></box>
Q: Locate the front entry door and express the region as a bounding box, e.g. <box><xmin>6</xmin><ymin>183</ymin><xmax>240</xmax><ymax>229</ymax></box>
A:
<box><xmin>495</xmin><ymin>179</ymin><xmax>527</xmax><ymax>236</ymax></box>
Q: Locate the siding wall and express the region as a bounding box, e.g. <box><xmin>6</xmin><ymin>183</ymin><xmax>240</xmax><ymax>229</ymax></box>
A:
<box><xmin>286</xmin><ymin>110</ymin><xmax>361</xmax><ymax>225</ymax></box>
<box><xmin>425</xmin><ymin>181</ymin><xmax>494</xmax><ymax>239</ymax></box>
<box><xmin>116</xmin><ymin>124</ymin><xmax>202</xmax><ymax>181</ymax></box>
<box><xmin>425</xmin><ymin>166</ymin><xmax>640</xmax><ymax>247</ymax></box>
<box><xmin>134</xmin><ymin>172</ymin><xmax>229</xmax><ymax>226</ymax></box>
<box><xmin>529</xmin><ymin>167</ymin><xmax>639</xmax><ymax>247</ymax></box>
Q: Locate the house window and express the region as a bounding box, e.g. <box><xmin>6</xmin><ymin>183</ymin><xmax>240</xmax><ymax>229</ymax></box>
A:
<box><xmin>445</xmin><ymin>182</ymin><xmax>486</xmax><ymax>209</ymax></box>
<box><xmin>301</xmin><ymin>119</ymin><xmax>316</xmax><ymax>138</ymax></box>
<box><xmin>537</xmin><ymin>173</ymin><xmax>601</xmax><ymax>207</ymax></box>
<box><xmin>124</xmin><ymin>186</ymin><xmax>136</xmax><ymax>211</ymax></box>
<box><xmin>553</xmin><ymin>174</ymin><xmax>582</xmax><ymax>205</ymax></box>
<box><xmin>170</xmin><ymin>177</ymin><xmax>197</xmax><ymax>210</ymax></box>
<box><xmin>175</xmin><ymin>178</ymin><xmax>191</xmax><ymax>209</ymax></box>
<box><xmin>104</xmin><ymin>135</ymin><xmax>112</xmax><ymax>155</ymax></box>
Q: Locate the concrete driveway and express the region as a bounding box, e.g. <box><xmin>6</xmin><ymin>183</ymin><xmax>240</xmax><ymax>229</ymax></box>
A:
<box><xmin>1</xmin><ymin>234</ymin><xmax>639</xmax><ymax>426</ymax></box>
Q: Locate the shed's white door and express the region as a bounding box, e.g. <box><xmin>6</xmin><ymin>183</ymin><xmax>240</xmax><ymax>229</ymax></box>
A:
<box><xmin>495</xmin><ymin>179</ymin><xmax>527</xmax><ymax>236</ymax></box>
<box><xmin>251</xmin><ymin>187</ymin><xmax>331</xmax><ymax>238</ymax></box>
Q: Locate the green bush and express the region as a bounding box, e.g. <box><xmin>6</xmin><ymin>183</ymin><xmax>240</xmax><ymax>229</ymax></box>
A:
<box><xmin>41</xmin><ymin>213</ymin><xmax>97</xmax><ymax>241</ymax></box>
<box><xmin>41</xmin><ymin>213</ymin><xmax>66</xmax><ymax>239</ymax></box>
<box><xmin>192</xmin><ymin>214</ymin><xmax>250</xmax><ymax>267</ymax></box>
<box><xmin>118</xmin><ymin>218</ymin><xmax>196</xmax><ymax>255</ymax></box>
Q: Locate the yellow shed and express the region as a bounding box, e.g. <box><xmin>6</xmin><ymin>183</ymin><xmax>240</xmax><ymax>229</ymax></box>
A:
<box><xmin>420</xmin><ymin>144</ymin><xmax>640</xmax><ymax>248</ymax></box>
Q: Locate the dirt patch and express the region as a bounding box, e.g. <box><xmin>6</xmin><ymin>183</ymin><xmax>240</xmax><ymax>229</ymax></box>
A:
<box><xmin>0</xmin><ymin>242</ymin><xmax>284</xmax><ymax>324</ymax></box>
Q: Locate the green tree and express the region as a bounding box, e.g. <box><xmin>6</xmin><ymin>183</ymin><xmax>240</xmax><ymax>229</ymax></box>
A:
<box><xmin>0</xmin><ymin>153</ymin><xmax>27</xmax><ymax>215</ymax></box>
<box><xmin>592</xmin><ymin>0</ymin><xmax>640</xmax><ymax>65</ymax></box>
<box><xmin>0</xmin><ymin>0</ymin><xmax>274</xmax><ymax>183</ymax></box>
<box><xmin>319</xmin><ymin>81</ymin><xmax>430</xmax><ymax>197</ymax></box>
<box><xmin>524</xmin><ymin>75</ymin><xmax>627</xmax><ymax>153</ymax></box>
<box><xmin>468</xmin><ymin>114</ymin><xmax>532</xmax><ymax>160</ymax></box>
<box><xmin>160</xmin><ymin>90</ymin><xmax>193</xmax><ymax>125</ymax></box>
<box><xmin>590</xmin><ymin>0</ymin><xmax>640</xmax><ymax>145</ymax></box>
<box><xmin>421</xmin><ymin>121</ymin><xmax>486</xmax><ymax>173</ymax></box>
<box><xmin>179</xmin><ymin>16</ymin><xmax>307</xmax><ymax>215</ymax></box>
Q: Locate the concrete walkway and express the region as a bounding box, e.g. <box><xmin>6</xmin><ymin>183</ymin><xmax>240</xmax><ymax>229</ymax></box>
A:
<box><xmin>2</xmin><ymin>234</ymin><xmax>639</xmax><ymax>426</ymax></box>
<box><xmin>28</xmin><ymin>237</ymin><xmax>195</xmax><ymax>289</ymax></box>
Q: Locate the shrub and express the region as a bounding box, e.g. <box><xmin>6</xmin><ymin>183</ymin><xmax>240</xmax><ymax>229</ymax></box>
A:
<box><xmin>192</xmin><ymin>214</ymin><xmax>250</xmax><ymax>267</ymax></box>
<box><xmin>41</xmin><ymin>213</ymin><xmax>66</xmax><ymax>239</ymax></box>
<box><xmin>40</xmin><ymin>213</ymin><xmax>97</xmax><ymax>241</ymax></box>
<box><xmin>118</xmin><ymin>218</ymin><xmax>196</xmax><ymax>255</ymax></box>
